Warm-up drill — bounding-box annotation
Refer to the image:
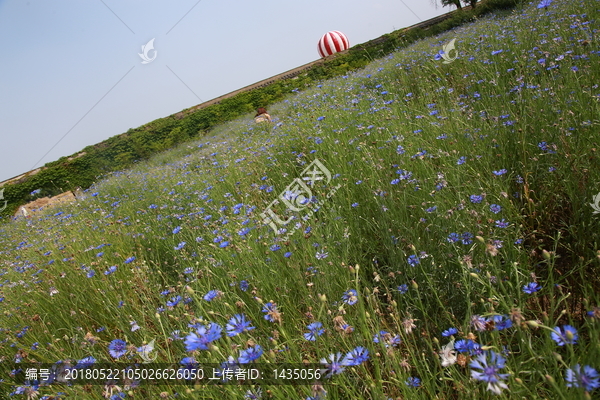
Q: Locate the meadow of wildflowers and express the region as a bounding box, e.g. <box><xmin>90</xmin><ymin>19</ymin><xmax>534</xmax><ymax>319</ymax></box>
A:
<box><xmin>2</xmin><ymin>0</ymin><xmax>600</xmax><ymax>398</ymax></box>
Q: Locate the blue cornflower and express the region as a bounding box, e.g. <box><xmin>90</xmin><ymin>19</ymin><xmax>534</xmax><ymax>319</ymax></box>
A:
<box><xmin>320</xmin><ymin>353</ymin><xmax>345</xmax><ymax>378</ymax></box>
<box><xmin>270</xmin><ymin>244</ymin><xmax>280</xmax><ymax>251</ymax></box>
<box><xmin>457</xmin><ymin>156</ymin><xmax>466</xmax><ymax>165</ymax></box>
<box><xmin>397</xmin><ymin>170</ymin><xmax>413</xmax><ymax>180</ymax></box>
<box><xmin>373</xmin><ymin>330</ymin><xmax>401</xmax><ymax>347</ymax></box>
<box><xmin>304</xmin><ymin>322</ymin><xmax>325</xmax><ymax>341</ymax></box>
<box><xmin>76</xmin><ymin>356</ymin><xmax>96</xmax><ymax>369</ymax></box>
<box><xmin>183</xmin><ymin>267</ymin><xmax>194</xmax><ymax>274</ymax></box>
<box><xmin>239</xmin><ymin>280</ymin><xmax>249</xmax><ymax>291</ymax></box>
<box><xmin>124</xmin><ymin>256</ymin><xmax>136</xmax><ymax>264</ymax></box>
<box><xmin>407</xmin><ymin>255</ymin><xmax>420</xmax><ymax>266</ymax></box>
<box><xmin>342</xmin><ymin>289</ymin><xmax>358</xmax><ymax>305</ymax></box>
<box><xmin>397</xmin><ymin>145</ymin><xmax>405</xmax><ymax>155</ymax></box>
<box><xmin>239</xmin><ymin>345</ymin><xmax>263</xmax><ymax>364</ymax></box>
<box><xmin>175</xmin><ymin>242</ymin><xmax>186</xmax><ymax>250</ymax></box>
<box><xmin>397</xmin><ymin>284</ymin><xmax>409</xmax><ymax>294</ymax></box>
<box><xmin>219</xmin><ymin>241</ymin><xmax>229</xmax><ymax>248</ymax></box>
<box><xmin>173</xmin><ymin>226</ymin><xmax>181</xmax><ymax>234</ymax></box>
<box><xmin>495</xmin><ymin>219</ymin><xmax>509</xmax><ymax>228</ymax></box>
<box><xmin>315</xmin><ymin>251</ymin><xmax>328</xmax><ymax>260</ymax></box>
<box><xmin>486</xmin><ymin>315</ymin><xmax>512</xmax><ymax>331</ymax></box>
<box><xmin>470</xmin><ymin>351</ymin><xmax>509</xmax><ymax>395</ymax></box>
<box><xmin>204</xmin><ymin>290</ymin><xmax>221</xmax><ymax>301</ymax></box>
<box><xmin>462</xmin><ymin>232</ymin><xmax>474</xmax><ymax>245</ymax></box>
<box><xmin>492</xmin><ymin>169</ymin><xmax>507</xmax><ymax>176</ymax></box>
<box><xmin>179</xmin><ymin>356</ymin><xmax>199</xmax><ymax>379</ymax></box>
<box><xmin>406</xmin><ymin>377</ymin><xmax>421</xmax><ymax>387</ymax></box>
<box><xmin>284</xmin><ymin>251</ymin><xmax>292</xmax><ymax>258</ymax></box>
<box><xmin>454</xmin><ymin>339</ymin><xmax>473</xmax><ymax>353</ymax></box>
<box><xmin>262</xmin><ymin>302</ymin><xmax>281</xmax><ymax>322</ymax></box>
<box><xmin>184</xmin><ymin>322</ymin><xmax>222</xmax><ymax>351</ymax></box>
<box><xmin>538</xmin><ymin>141</ymin><xmax>556</xmax><ymax>154</ymax></box>
<box><xmin>108</xmin><ymin>339</ymin><xmax>127</xmax><ymax>359</ymax></box>
<box><xmin>491</xmin><ymin>49</ymin><xmax>503</xmax><ymax>55</ymax></box>
<box><xmin>226</xmin><ymin>314</ymin><xmax>255</xmax><ymax>337</ymax></box>
<box><xmin>489</xmin><ymin>204</ymin><xmax>502</xmax><ymax>214</ymax></box>
<box><xmin>447</xmin><ymin>232</ymin><xmax>460</xmax><ymax>243</ymax></box>
<box><xmin>442</xmin><ymin>327</ymin><xmax>458</xmax><ymax>337</ymax></box>
<box><xmin>166</xmin><ymin>295</ymin><xmax>182</xmax><ymax>307</ymax></box>
<box><xmin>87</xmin><ymin>270</ymin><xmax>95</xmax><ymax>278</ymax></box>
<box><xmin>104</xmin><ymin>266</ymin><xmax>117</xmax><ymax>275</ymax></box>
<box><xmin>565</xmin><ymin>364</ymin><xmax>600</xmax><ymax>391</ymax></box>
<box><xmin>244</xmin><ymin>388</ymin><xmax>263</xmax><ymax>400</ymax></box>
<box><xmin>342</xmin><ymin>346</ymin><xmax>369</xmax><ymax>366</ymax></box>
<box><xmin>537</xmin><ymin>0</ymin><xmax>552</xmax><ymax>8</ymax></box>
<box><xmin>351</xmin><ymin>202</ymin><xmax>359</xmax><ymax>207</ymax></box>
<box><xmin>426</xmin><ymin>206</ymin><xmax>437</xmax><ymax>213</ymax></box>
<box><xmin>551</xmin><ymin>325</ymin><xmax>578</xmax><ymax>346</ymax></box>
<box><xmin>523</xmin><ymin>282</ymin><xmax>542</xmax><ymax>294</ymax></box>
<box><xmin>96</xmin><ymin>252</ymin><xmax>104</xmax><ymax>257</ymax></box>
<box><xmin>470</xmin><ymin>195</ymin><xmax>483</xmax><ymax>204</ymax></box>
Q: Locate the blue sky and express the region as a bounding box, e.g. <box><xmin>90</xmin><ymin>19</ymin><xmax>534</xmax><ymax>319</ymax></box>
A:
<box><xmin>0</xmin><ymin>0</ymin><xmax>452</xmax><ymax>182</ymax></box>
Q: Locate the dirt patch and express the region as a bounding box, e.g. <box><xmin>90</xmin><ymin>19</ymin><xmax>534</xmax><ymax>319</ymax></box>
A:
<box><xmin>15</xmin><ymin>191</ymin><xmax>78</xmax><ymax>217</ymax></box>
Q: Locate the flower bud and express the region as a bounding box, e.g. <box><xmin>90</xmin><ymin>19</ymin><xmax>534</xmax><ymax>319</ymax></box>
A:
<box><xmin>476</xmin><ymin>236</ymin><xmax>485</xmax><ymax>243</ymax></box>
<box><xmin>526</xmin><ymin>320</ymin><xmax>540</xmax><ymax>328</ymax></box>
<box><xmin>185</xmin><ymin>286</ymin><xmax>195</xmax><ymax>295</ymax></box>
<box><xmin>545</xmin><ymin>374</ymin><xmax>555</xmax><ymax>384</ymax></box>
<box><xmin>542</xmin><ymin>250</ymin><xmax>551</xmax><ymax>260</ymax></box>
<box><xmin>319</xmin><ymin>294</ymin><xmax>327</xmax><ymax>302</ymax></box>
<box><xmin>411</xmin><ymin>280</ymin><xmax>418</xmax><ymax>290</ymax></box>
<box><xmin>565</xmin><ymin>330</ymin><xmax>575</xmax><ymax>342</ymax></box>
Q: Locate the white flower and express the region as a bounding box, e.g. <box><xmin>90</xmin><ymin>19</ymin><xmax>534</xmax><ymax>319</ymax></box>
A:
<box><xmin>440</xmin><ymin>340</ymin><xmax>457</xmax><ymax>367</ymax></box>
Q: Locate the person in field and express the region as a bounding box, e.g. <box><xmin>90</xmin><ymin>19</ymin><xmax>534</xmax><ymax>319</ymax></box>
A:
<box><xmin>254</xmin><ymin>107</ymin><xmax>272</xmax><ymax>123</ymax></box>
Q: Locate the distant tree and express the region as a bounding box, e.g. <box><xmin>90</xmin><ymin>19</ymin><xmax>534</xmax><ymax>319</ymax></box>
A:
<box><xmin>430</xmin><ymin>0</ymin><xmax>462</xmax><ymax>10</ymax></box>
<box><xmin>462</xmin><ymin>0</ymin><xmax>478</xmax><ymax>8</ymax></box>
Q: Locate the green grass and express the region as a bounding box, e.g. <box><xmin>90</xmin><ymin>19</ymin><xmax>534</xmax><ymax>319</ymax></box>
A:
<box><xmin>1</xmin><ymin>0</ymin><xmax>600</xmax><ymax>398</ymax></box>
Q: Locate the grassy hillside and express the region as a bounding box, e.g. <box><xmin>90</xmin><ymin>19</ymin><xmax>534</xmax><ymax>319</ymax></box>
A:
<box><xmin>2</xmin><ymin>0</ymin><xmax>600</xmax><ymax>398</ymax></box>
<box><xmin>0</xmin><ymin>0</ymin><xmax>522</xmax><ymax>219</ymax></box>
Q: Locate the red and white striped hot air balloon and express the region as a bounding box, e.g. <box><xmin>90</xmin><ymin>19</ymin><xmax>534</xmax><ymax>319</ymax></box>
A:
<box><xmin>317</xmin><ymin>31</ymin><xmax>349</xmax><ymax>58</ymax></box>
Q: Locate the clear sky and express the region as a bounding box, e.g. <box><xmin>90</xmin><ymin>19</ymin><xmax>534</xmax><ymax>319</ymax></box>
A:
<box><xmin>0</xmin><ymin>0</ymin><xmax>453</xmax><ymax>183</ymax></box>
